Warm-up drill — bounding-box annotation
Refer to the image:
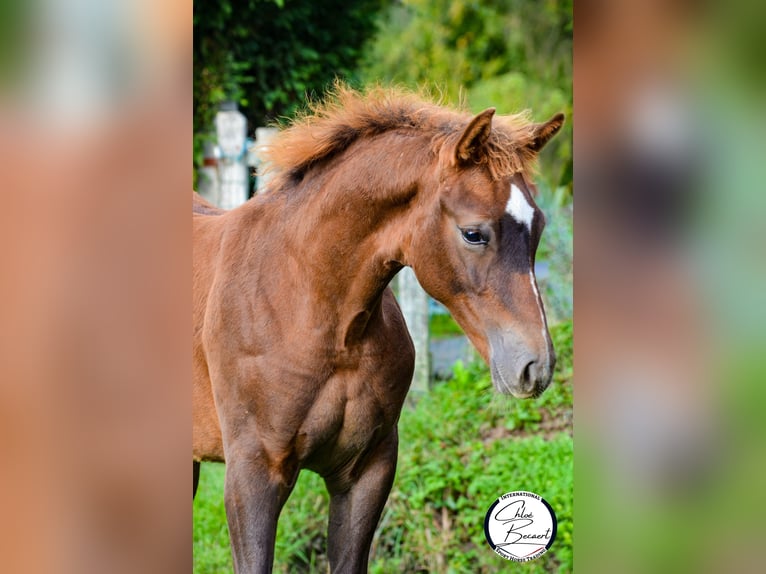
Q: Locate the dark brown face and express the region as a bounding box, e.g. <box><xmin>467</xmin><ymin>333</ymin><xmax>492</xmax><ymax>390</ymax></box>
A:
<box><xmin>410</xmin><ymin>167</ymin><xmax>555</xmax><ymax>398</ymax></box>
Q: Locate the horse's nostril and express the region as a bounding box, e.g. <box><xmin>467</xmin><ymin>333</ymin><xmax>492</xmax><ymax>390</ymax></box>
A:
<box><xmin>521</xmin><ymin>361</ymin><xmax>535</xmax><ymax>386</ymax></box>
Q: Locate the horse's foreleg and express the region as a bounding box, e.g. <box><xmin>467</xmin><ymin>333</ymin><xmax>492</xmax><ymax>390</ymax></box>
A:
<box><xmin>325</xmin><ymin>430</ymin><xmax>398</xmax><ymax>574</ymax></box>
<box><xmin>224</xmin><ymin>447</ymin><xmax>297</xmax><ymax>574</ymax></box>
<box><xmin>193</xmin><ymin>461</ymin><xmax>200</xmax><ymax>499</ymax></box>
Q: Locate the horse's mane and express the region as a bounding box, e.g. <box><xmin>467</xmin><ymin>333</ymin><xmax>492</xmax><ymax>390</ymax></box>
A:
<box><xmin>263</xmin><ymin>83</ymin><xmax>542</xmax><ymax>188</ymax></box>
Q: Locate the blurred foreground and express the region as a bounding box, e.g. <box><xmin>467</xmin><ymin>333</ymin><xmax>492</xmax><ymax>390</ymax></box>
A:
<box><xmin>575</xmin><ymin>0</ymin><xmax>766</xmax><ymax>572</ymax></box>
<box><xmin>0</xmin><ymin>1</ymin><xmax>191</xmax><ymax>573</ymax></box>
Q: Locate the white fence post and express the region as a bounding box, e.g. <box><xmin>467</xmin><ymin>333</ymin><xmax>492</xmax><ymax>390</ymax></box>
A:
<box><xmin>397</xmin><ymin>267</ymin><xmax>430</xmax><ymax>399</ymax></box>
<box><xmin>215</xmin><ymin>101</ymin><xmax>249</xmax><ymax>210</ymax></box>
<box><xmin>252</xmin><ymin>127</ymin><xmax>278</xmax><ymax>193</ymax></box>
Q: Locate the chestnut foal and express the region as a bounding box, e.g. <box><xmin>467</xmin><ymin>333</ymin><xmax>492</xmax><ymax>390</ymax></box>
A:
<box><xmin>193</xmin><ymin>87</ymin><xmax>563</xmax><ymax>573</ymax></box>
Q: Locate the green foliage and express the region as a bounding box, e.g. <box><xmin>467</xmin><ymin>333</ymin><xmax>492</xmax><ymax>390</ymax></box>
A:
<box><xmin>429</xmin><ymin>313</ymin><xmax>464</xmax><ymax>339</ymax></box>
<box><xmin>193</xmin><ymin>464</ymin><xmax>234</xmax><ymax>573</ymax></box>
<box><xmin>360</xmin><ymin>0</ymin><xmax>572</xmax><ymax>189</ymax></box>
<box><xmin>193</xmin><ymin>0</ymin><xmax>389</xmax><ymax>171</ymax></box>
<box><xmin>372</xmin><ymin>321</ymin><xmax>573</xmax><ymax>572</ymax></box>
<box><xmin>193</xmin><ymin>321</ymin><xmax>573</xmax><ymax>573</ymax></box>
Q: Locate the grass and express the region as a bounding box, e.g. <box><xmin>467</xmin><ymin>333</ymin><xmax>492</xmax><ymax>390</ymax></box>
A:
<box><xmin>193</xmin><ymin>320</ymin><xmax>573</xmax><ymax>573</ymax></box>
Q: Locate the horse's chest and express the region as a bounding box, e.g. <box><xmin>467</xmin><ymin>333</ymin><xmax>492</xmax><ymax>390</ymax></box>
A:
<box><xmin>299</xmin><ymin>359</ymin><xmax>408</xmax><ymax>474</ymax></box>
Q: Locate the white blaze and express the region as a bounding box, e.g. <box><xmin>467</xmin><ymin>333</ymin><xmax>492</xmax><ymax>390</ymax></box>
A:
<box><xmin>529</xmin><ymin>271</ymin><xmax>551</xmax><ymax>365</ymax></box>
<box><xmin>506</xmin><ymin>184</ymin><xmax>535</xmax><ymax>229</ymax></box>
<box><xmin>507</xmin><ymin>182</ymin><xmax>551</xmax><ymax>365</ymax></box>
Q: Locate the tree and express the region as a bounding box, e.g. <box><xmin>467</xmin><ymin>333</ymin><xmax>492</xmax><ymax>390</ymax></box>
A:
<box><xmin>360</xmin><ymin>0</ymin><xmax>572</xmax><ymax>189</ymax></box>
<box><xmin>194</xmin><ymin>0</ymin><xmax>388</xmax><ymax>168</ymax></box>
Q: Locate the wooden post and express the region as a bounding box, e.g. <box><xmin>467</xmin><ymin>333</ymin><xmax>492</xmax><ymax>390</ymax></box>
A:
<box><xmin>397</xmin><ymin>267</ymin><xmax>430</xmax><ymax>401</ymax></box>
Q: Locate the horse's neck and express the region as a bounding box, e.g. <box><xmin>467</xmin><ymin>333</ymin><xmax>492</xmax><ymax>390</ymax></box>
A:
<box><xmin>256</xmin><ymin>134</ymin><xmax>432</xmax><ymax>348</ymax></box>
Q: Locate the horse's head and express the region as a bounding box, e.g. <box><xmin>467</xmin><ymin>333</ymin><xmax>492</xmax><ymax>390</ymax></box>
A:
<box><xmin>406</xmin><ymin>108</ymin><xmax>564</xmax><ymax>398</ymax></box>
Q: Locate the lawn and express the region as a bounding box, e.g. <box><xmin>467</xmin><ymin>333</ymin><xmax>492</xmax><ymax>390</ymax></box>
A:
<box><xmin>193</xmin><ymin>320</ymin><xmax>573</xmax><ymax>573</ymax></box>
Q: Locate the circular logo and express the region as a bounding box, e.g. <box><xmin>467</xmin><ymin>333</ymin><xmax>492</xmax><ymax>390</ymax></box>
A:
<box><xmin>484</xmin><ymin>491</ymin><xmax>557</xmax><ymax>562</ymax></box>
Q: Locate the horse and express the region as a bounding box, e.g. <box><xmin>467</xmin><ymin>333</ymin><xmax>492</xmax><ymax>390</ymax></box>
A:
<box><xmin>193</xmin><ymin>85</ymin><xmax>564</xmax><ymax>573</ymax></box>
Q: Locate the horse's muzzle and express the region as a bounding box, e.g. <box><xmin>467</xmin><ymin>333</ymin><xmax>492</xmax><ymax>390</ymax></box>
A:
<box><xmin>488</xmin><ymin>332</ymin><xmax>555</xmax><ymax>399</ymax></box>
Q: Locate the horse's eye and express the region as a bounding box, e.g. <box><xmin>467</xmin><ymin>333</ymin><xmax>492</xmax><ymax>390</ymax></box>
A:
<box><xmin>461</xmin><ymin>228</ymin><xmax>489</xmax><ymax>246</ymax></box>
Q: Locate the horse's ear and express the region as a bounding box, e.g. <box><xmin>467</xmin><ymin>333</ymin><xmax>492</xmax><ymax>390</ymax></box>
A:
<box><xmin>454</xmin><ymin>108</ymin><xmax>496</xmax><ymax>163</ymax></box>
<box><xmin>528</xmin><ymin>112</ymin><xmax>565</xmax><ymax>153</ymax></box>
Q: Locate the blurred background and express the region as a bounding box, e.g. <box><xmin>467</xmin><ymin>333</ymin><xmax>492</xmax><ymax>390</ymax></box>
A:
<box><xmin>193</xmin><ymin>0</ymin><xmax>572</xmax><ymax>191</ymax></box>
